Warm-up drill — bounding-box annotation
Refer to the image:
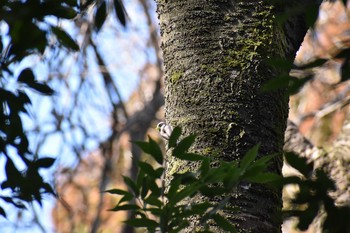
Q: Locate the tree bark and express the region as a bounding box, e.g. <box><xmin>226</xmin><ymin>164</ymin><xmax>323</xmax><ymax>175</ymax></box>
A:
<box><xmin>156</xmin><ymin>1</ymin><xmax>308</xmax><ymax>232</ymax></box>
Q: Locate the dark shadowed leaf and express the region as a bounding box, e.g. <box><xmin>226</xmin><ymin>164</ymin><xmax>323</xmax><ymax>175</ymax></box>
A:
<box><xmin>17</xmin><ymin>91</ymin><xmax>31</xmax><ymax>105</ymax></box>
<box><xmin>123</xmin><ymin>176</ymin><xmax>139</xmax><ymax>197</ymax></box>
<box><xmin>213</xmin><ymin>214</ymin><xmax>236</xmax><ymax>232</ymax></box>
<box><xmin>138</xmin><ymin>161</ymin><xmax>163</xmax><ymax>179</ymax></box>
<box><xmin>17</xmin><ymin>68</ymin><xmax>35</xmax><ymax>84</ymax></box>
<box><xmin>109</xmin><ymin>204</ymin><xmax>140</xmax><ymax>211</ymax></box>
<box><xmin>144</xmin><ymin>195</ymin><xmax>162</xmax><ymax>208</ymax></box>
<box><xmin>114</xmin><ymin>0</ymin><xmax>127</xmax><ymax>26</ymax></box>
<box><xmin>95</xmin><ymin>1</ymin><xmax>107</xmax><ymax>31</ymax></box>
<box><xmin>26</xmin><ymin>82</ymin><xmax>55</xmax><ymax>95</ymax></box>
<box><xmin>167</xmin><ymin>177</ymin><xmax>181</xmax><ymax>201</ymax></box>
<box><xmin>0</xmin><ymin>206</ymin><xmax>6</xmax><ymax>218</ymax></box>
<box><xmin>36</xmin><ymin>157</ymin><xmax>55</xmax><ymax>168</ymax></box>
<box><xmin>52</xmin><ymin>26</ymin><xmax>79</xmax><ymax>51</ymax></box>
<box><xmin>105</xmin><ymin>188</ymin><xmax>130</xmax><ymax>195</ymax></box>
<box><xmin>240</xmin><ymin>144</ymin><xmax>259</xmax><ymax>170</ymax></box>
<box><xmin>288</xmin><ymin>76</ymin><xmax>313</xmax><ymax>95</ymax></box>
<box><xmin>42</xmin><ymin>182</ymin><xmax>55</xmax><ymax>195</ymax></box>
<box><xmin>168</xmin><ymin>126</ymin><xmax>181</xmax><ymax>148</ymax></box>
<box><xmin>147</xmin><ymin>137</ymin><xmax>163</xmax><ymax>165</ymax></box>
<box><xmin>296</xmin><ymin>59</ymin><xmax>327</xmax><ymax>70</ymax></box>
<box><xmin>134</xmin><ymin>137</ymin><xmax>163</xmax><ymax>165</ymax></box>
<box><xmin>173</xmin><ymin>134</ymin><xmax>196</xmax><ymax>157</ymax></box>
<box><xmin>262</xmin><ymin>74</ymin><xmax>290</xmax><ymax>92</ymax></box>
<box><xmin>284</xmin><ymin>152</ymin><xmax>313</xmax><ymax>178</ymax></box>
<box><xmin>173</xmin><ymin>152</ymin><xmax>205</xmax><ymax>161</ymax></box>
<box><xmin>124</xmin><ymin>218</ymin><xmax>158</xmax><ymax>229</ymax></box>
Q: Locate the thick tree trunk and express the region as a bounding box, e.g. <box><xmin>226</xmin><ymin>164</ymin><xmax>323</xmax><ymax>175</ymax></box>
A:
<box><xmin>156</xmin><ymin>1</ymin><xmax>307</xmax><ymax>232</ymax></box>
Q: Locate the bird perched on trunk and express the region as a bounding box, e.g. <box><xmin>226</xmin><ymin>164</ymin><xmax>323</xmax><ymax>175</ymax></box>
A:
<box><xmin>156</xmin><ymin>122</ymin><xmax>173</xmax><ymax>141</ymax></box>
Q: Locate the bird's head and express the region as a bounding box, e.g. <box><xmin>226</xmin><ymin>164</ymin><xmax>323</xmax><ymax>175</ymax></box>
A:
<box><xmin>156</xmin><ymin>122</ymin><xmax>165</xmax><ymax>132</ymax></box>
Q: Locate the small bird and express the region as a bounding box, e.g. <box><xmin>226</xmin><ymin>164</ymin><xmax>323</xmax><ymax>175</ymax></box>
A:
<box><xmin>156</xmin><ymin>122</ymin><xmax>173</xmax><ymax>141</ymax></box>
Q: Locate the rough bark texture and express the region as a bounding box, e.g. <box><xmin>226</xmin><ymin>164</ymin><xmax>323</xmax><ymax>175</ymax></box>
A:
<box><xmin>156</xmin><ymin>1</ymin><xmax>307</xmax><ymax>232</ymax></box>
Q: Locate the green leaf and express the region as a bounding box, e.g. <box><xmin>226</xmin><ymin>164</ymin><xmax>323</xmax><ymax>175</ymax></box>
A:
<box><xmin>95</xmin><ymin>1</ymin><xmax>107</xmax><ymax>31</ymax></box>
<box><xmin>123</xmin><ymin>176</ymin><xmax>139</xmax><ymax>197</ymax></box>
<box><xmin>114</xmin><ymin>0</ymin><xmax>127</xmax><ymax>27</ymax></box>
<box><xmin>247</xmin><ymin>172</ymin><xmax>281</xmax><ymax>184</ymax></box>
<box><xmin>267</xmin><ymin>57</ymin><xmax>294</xmax><ymax>71</ymax></box>
<box><xmin>253</xmin><ymin>154</ymin><xmax>276</xmax><ymax>166</ymax></box>
<box><xmin>199</xmin><ymin>157</ymin><xmax>210</xmax><ymax>176</ymax></box>
<box><xmin>240</xmin><ymin>144</ymin><xmax>259</xmax><ymax>171</ymax></box>
<box><xmin>243</xmin><ymin>164</ymin><xmax>267</xmax><ymax>179</ymax></box>
<box><xmin>284</xmin><ymin>152</ymin><xmax>313</xmax><ymax>178</ymax></box>
<box><xmin>223</xmin><ymin>167</ymin><xmax>240</xmax><ymax>189</ymax></box>
<box><xmin>261</xmin><ymin>74</ymin><xmax>290</xmax><ymax>92</ymax></box>
<box><xmin>109</xmin><ymin>204</ymin><xmax>140</xmax><ymax>211</ymax></box>
<box><xmin>173</xmin><ymin>134</ymin><xmax>196</xmax><ymax>157</ymax></box>
<box><xmin>212</xmin><ymin>214</ymin><xmax>236</xmax><ymax>232</ymax></box>
<box><xmin>168</xmin><ymin>126</ymin><xmax>181</xmax><ymax>148</ymax></box>
<box><xmin>52</xmin><ymin>26</ymin><xmax>79</xmax><ymax>51</ymax></box>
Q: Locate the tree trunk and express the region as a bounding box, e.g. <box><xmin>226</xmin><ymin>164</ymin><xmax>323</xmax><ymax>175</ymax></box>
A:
<box><xmin>156</xmin><ymin>1</ymin><xmax>308</xmax><ymax>232</ymax></box>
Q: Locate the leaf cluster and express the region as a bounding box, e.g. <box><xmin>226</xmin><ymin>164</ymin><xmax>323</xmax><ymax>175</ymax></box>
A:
<box><xmin>0</xmin><ymin>0</ymin><xmax>127</xmax><ymax>218</ymax></box>
<box><xmin>106</xmin><ymin>127</ymin><xmax>278</xmax><ymax>233</ymax></box>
